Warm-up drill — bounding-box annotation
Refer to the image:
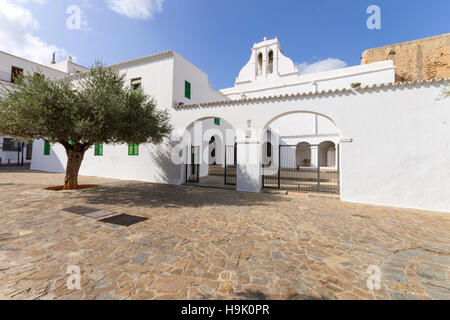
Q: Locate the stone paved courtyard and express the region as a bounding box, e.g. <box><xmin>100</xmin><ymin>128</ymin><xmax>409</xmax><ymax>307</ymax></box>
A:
<box><xmin>0</xmin><ymin>168</ymin><xmax>449</xmax><ymax>300</ymax></box>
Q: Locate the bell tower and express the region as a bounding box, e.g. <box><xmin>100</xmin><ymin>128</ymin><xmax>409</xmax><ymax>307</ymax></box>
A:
<box><xmin>235</xmin><ymin>37</ymin><xmax>298</xmax><ymax>84</ymax></box>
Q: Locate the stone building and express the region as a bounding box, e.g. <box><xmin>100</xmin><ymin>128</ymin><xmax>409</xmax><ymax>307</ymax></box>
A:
<box><xmin>361</xmin><ymin>33</ymin><xmax>450</xmax><ymax>81</ymax></box>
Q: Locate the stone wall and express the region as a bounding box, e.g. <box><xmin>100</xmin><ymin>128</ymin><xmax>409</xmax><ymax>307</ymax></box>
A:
<box><xmin>361</xmin><ymin>33</ymin><xmax>450</xmax><ymax>81</ymax></box>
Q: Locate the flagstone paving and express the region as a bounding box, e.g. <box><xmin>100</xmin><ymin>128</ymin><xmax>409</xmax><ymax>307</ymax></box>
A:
<box><xmin>0</xmin><ymin>168</ymin><xmax>449</xmax><ymax>300</ymax></box>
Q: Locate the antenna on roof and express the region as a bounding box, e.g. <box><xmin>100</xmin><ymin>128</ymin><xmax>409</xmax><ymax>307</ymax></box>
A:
<box><xmin>51</xmin><ymin>52</ymin><xmax>56</xmax><ymax>64</ymax></box>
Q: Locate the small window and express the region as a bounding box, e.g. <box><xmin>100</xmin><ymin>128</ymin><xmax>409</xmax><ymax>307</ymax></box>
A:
<box><xmin>185</xmin><ymin>81</ymin><xmax>191</xmax><ymax>99</ymax></box>
<box><xmin>128</xmin><ymin>144</ymin><xmax>139</xmax><ymax>156</ymax></box>
<box><xmin>2</xmin><ymin>138</ymin><xmax>19</xmax><ymax>152</ymax></box>
<box><xmin>44</xmin><ymin>141</ymin><xmax>51</xmax><ymax>156</ymax></box>
<box><xmin>131</xmin><ymin>78</ymin><xmax>142</xmax><ymax>91</ymax></box>
<box><xmin>257</xmin><ymin>53</ymin><xmax>263</xmax><ymax>76</ymax></box>
<box><xmin>11</xmin><ymin>66</ymin><xmax>24</xmax><ymax>83</ymax></box>
<box><xmin>214</xmin><ymin>118</ymin><xmax>220</xmax><ymax>126</ymax></box>
<box><xmin>268</xmin><ymin>51</ymin><xmax>274</xmax><ymax>74</ymax></box>
<box><xmin>94</xmin><ymin>143</ymin><xmax>103</xmax><ymax>156</ymax></box>
<box><xmin>26</xmin><ymin>142</ymin><xmax>33</xmax><ymax>160</ymax></box>
<box><xmin>34</xmin><ymin>72</ymin><xmax>44</xmax><ymax>79</ymax></box>
<box><xmin>266</xmin><ymin>142</ymin><xmax>272</xmax><ymax>157</ymax></box>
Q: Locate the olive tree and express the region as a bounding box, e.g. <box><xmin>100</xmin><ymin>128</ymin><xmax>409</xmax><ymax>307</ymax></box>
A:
<box><xmin>0</xmin><ymin>63</ymin><xmax>172</xmax><ymax>189</ymax></box>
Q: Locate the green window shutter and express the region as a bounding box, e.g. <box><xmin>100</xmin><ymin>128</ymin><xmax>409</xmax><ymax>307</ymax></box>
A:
<box><xmin>128</xmin><ymin>144</ymin><xmax>133</xmax><ymax>156</ymax></box>
<box><xmin>128</xmin><ymin>144</ymin><xmax>139</xmax><ymax>156</ymax></box>
<box><xmin>94</xmin><ymin>143</ymin><xmax>103</xmax><ymax>156</ymax></box>
<box><xmin>44</xmin><ymin>142</ymin><xmax>50</xmax><ymax>156</ymax></box>
<box><xmin>185</xmin><ymin>81</ymin><xmax>191</xmax><ymax>99</ymax></box>
<box><xmin>214</xmin><ymin>118</ymin><xmax>221</xmax><ymax>126</ymax></box>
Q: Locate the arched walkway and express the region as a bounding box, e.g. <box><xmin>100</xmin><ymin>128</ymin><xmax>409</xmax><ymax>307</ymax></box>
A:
<box><xmin>319</xmin><ymin>141</ymin><xmax>337</xmax><ymax>168</ymax></box>
<box><xmin>296</xmin><ymin>142</ymin><xmax>312</xmax><ymax>168</ymax></box>
<box><xmin>182</xmin><ymin>117</ymin><xmax>236</xmax><ymax>189</ymax></box>
<box><xmin>261</xmin><ymin>111</ymin><xmax>341</xmax><ymax>194</ymax></box>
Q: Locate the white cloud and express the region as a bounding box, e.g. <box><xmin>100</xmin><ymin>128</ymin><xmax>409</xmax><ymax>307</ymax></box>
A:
<box><xmin>106</xmin><ymin>0</ymin><xmax>164</xmax><ymax>20</ymax></box>
<box><xmin>0</xmin><ymin>0</ymin><xmax>70</xmax><ymax>65</ymax></box>
<box><xmin>297</xmin><ymin>58</ymin><xmax>347</xmax><ymax>75</ymax></box>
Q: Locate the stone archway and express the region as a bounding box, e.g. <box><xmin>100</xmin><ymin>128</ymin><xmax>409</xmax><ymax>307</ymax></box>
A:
<box><xmin>182</xmin><ymin>117</ymin><xmax>236</xmax><ymax>189</ymax></box>
<box><xmin>261</xmin><ymin>111</ymin><xmax>341</xmax><ymax>194</ymax></box>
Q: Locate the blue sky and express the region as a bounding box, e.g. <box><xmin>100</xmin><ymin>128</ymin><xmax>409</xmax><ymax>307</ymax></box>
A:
<box><xmin>1</xmin><ymin>0</ymin><xmax>449</xmax><ymax>89</ymax></box>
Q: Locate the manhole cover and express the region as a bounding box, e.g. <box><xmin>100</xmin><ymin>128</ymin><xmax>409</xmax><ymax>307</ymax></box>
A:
<box><xmin>100</xmin><ymin>214</ymin><xmax>148</xmax><ymax>227</ymax></box>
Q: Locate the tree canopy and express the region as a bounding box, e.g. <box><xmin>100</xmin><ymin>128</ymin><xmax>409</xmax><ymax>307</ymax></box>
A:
<box><xmin>0</xmin><ymin>62</ymin><xmax>172</xmax><ymax>189</ymax></box>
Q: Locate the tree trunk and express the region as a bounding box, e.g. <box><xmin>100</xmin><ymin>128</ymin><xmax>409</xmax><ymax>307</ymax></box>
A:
<box><xmin>64</xmin><ymin>150</ymin><xmax>85</xmax><ymax>190</ymax></box>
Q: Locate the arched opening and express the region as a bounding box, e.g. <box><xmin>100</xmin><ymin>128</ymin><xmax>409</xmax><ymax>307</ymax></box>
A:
<box><xmin>208</xmin><ymin>135</ymin><xmax>219</xmax><ymax>165</ymax></box>
<box><xmin>319</xmin><ymin>141</ymin><xmax>336</xmax><ymax>168</ymax></box>
<box><xmin>267</xmin><ymin>50</ymin><xmax>274</xmax><ymax>74</ymax></box>
<box><xmin>257</xmin><ymin>53</ymin><xmax>263</xmax><ymax>76</ymax></box>
<box><xmin>296</xmin><ymin>142</ymin><xmax>311</xmax><ymax>168</ymax></box>
<box><xmin>260</xmin><ymin>111</ymin><xmax>341</xmax><ymax>194</ymax></box>
<box><xmin>262</xmin><ymin>130</ymin><xmax>273</xmax><ymax>166</ymax></box>
<box><xmin>266</xmin><ymin>142</ymin><xmax>272</xmax><ymax>157</ymax></box>
<box><xmin>182</xmin><ymin>117</ymin><xmax>236</xmax><ymax>189</ymax></box>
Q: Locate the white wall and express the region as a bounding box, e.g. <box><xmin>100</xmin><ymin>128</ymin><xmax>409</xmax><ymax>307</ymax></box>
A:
<box><xmin>50</xmin><ymin>57</ymin><xmax>88</xmax><ymax>74</ymax></box>
<box><xmin>187</xmin><ymin>118</ymin><xmax>235</xmax><ymax>177</ymax></box>
<box><xmin>172</xmin><ymin>52</ymin><xmax>228</xmax><ymax>106</ymax></box>
<box><xmin>0</xmin><ymin>51</ymin><xmax>67</xmax><ymax>83</ymax></box>
<box><xmin>31</xmin><ymin>52</ymin><xmax>229</xmax><ymax>185</ymax></box>
<box><xmin>0</xmin><ymin>51</ymin><xmax>68</xmax><ymax>164</ymax></box>
<box><xmin>32</xmin><ymin>54</ymin><xmax>182</xmax><ymax>184</ymax></box>
<box><xmin>0</xmin><ymin>137</ymin><xmax>33</xmax><ymax>164</ymax></box>
<box><xmin>263</xmin><ymin>113</ymin><xmax>340</xmax><ymax>169</ymax></box>
<box><xmin>220</xmin><ymin>38</ymin><xmax>395</xmax><ymax>100</ymax></box>
<box><xmin>173</xmin><ymin>80</ymin><xmax>450</xmax><ymax>213</ymax></box>
<box><xmin>221</xmin><ymin>60</ymin><xmax>395</xmax><ymax>100</ymax></box>
<box><xmin>26</xmin><ymin>45</ymin><xmax>450</xmax><ymax>214</ymax></box>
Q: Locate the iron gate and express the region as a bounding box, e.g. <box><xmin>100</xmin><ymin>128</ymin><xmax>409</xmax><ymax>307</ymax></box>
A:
<box><xmin>262</xmin><ymin>144</ymin><xmax>340</xmax><ymax>194</ymax></box>
<box><xmin>224</xmin><ymin>145</ymin><xmax>236</xmax><ymax>185</ymax></box>
<box><xmin>186</xmin><ymin>146</ymin><xmax>200</xmax><ymax>183</ymax></box>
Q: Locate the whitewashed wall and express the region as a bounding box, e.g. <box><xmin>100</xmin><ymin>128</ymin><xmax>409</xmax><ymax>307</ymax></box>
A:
<box><xmin>0</xmin><ymin>51</ymin><xmax>66</xmax><ymax>82</ymax></box>
<box><xmin>27</xmin><ymin>44</ymin><xmax>450</xmax><ymax>214</ymax></box>
<box><xmin>172</xmin><ymin>52</ymin><xmax>228</xmax><ymax>105</ymax></box>
<box><xmin>187</xmin><ymin>118</ymin><xmax>235</xmax><ymax>177</ymax></box>
<box><xmin>0</xmin><ymin>138</ymin><xmax>32</xmax><ymax>165</ymax></box>
<box><xmin>31</xmin><ymin>52</ymin><xmax>229</xmax><ymax>185</ymax></box>
<box><xmin>0</xmin><ymin>51</ymin><xmax>68</xmax><ymax>164</ymax></box>
<box><xmin>220</xmin><ymin>38</ymin><xmax>395</xmax><ymax>100</ymax></box>
<box><xmin>173</xmin><ymin>81</ymin><xmax>450</xmax><ymax>213</ymax></box>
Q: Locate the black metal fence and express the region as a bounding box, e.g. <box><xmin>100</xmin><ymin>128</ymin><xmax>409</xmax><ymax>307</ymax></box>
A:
<box><xmin>186</xmin><ymin>146</ymin><xmax>200</xmax><ymax>183</ymax></box>
<box><xmin>262</xmin><ymin>144</ymin><xmax>340</xmax><ymax>194</ymax></box>
<box><xmin>224</xmin><ymin>145</ymin><xmax>236</xmax><ymax>185</ymax></box>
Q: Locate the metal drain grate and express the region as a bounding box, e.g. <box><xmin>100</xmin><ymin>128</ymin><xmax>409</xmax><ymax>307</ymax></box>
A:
<box><xmin>100</xmin><ymin>214</ymin><xmax>148</xmax><ymax>227</ymax></box>
<box><xmin>61</xmin><ymin>206</ymin><xmax>114</xmax><ymax>218</ymax></box>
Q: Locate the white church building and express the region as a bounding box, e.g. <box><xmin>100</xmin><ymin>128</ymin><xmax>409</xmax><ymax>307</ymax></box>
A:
<box><xmin>3</xmin><ymin>37</ymin><xmax>449</xmax><ymax>213</ymax></box>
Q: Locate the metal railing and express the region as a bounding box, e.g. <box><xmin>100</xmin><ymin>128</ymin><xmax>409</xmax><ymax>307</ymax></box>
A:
<box><xmin>186</xmin><ymin>146</ymin><xmax>200</xmax><ymax>183</ymax></box>
<box><xmin>262</xmin><ymin>144</ymin><xmax>340</xmax><ymax>194</ymax></box>
<box><xmin>224</xmin><ymin>145</ymin><xmax>236</xmax><ymax>185</ymax></box>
